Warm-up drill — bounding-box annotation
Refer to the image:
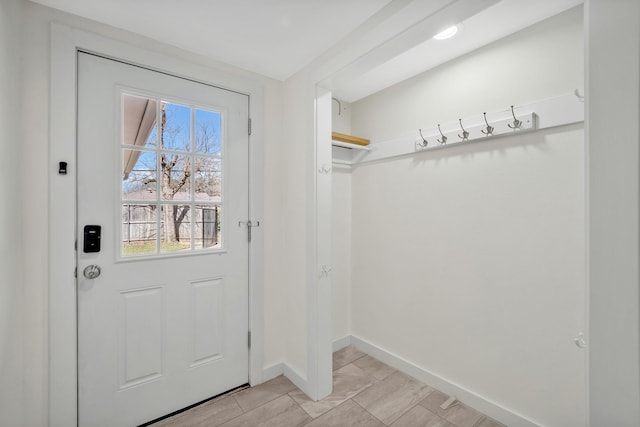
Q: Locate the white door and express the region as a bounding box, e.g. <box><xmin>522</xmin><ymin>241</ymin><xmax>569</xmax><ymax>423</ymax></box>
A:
<box><xmin>77</xmin><ymin>52</ymin><xmax>249</xmax><ymax>426</ymax></box>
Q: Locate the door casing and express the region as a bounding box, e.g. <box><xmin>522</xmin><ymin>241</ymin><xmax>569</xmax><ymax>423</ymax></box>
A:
<box><xmin>49</xmin><ymin>24</ymin><xmax>265</xmax><ymax>427</ymax></box>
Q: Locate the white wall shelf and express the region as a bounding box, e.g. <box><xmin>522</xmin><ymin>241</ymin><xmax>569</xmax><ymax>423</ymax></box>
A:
<box><xmin>332</xmin><ymin>91</ymin><xmax>584</xmax><ymax>167</ymax></box>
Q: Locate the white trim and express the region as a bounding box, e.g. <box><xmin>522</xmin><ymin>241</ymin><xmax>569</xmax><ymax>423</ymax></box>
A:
<box><xmin>283</xmin><ymin>364</ymin><xmax>309</xmax><ymax>394</ymax></box>
<box><xmin>583</xmin><ymin>7</ymin><xmax>592</xmax><ymax>427</ymax></box>
<box><xmin>350</xmin><ymin>335</ymin><xmax>540</xmax><ymax>427</ymax></box>
<box><xmin>49</xmin><ymin>24</ymin><xmax>78</xmax><ymax>427</ymax></box>
<box><xmin>49</xmin><ymin>23</ymin><xmax>265</xmax><ymax>427</ymax></box>
<box><xmin>332</xmin><ymin>335</ymin><xmax>352</xmax><ymax>352</ymax></box>
<box><xmin>305</xmin><ymin>86</ymin><xmax>333</xmax><ymax>401</ymax></box>
<box><xmin>585</xmin><ymin>1</ymin><xmax>640</xmax><ymax>425</ymax></box>
<box><xmin>261</xmin><ymin>362</ymin><xmax>308</xmax><ymax>393</ymax></box>
<box><xmin>262</xmin><ymin>363</ymin><xmax>285</xmax><ymax>382</ymax></box>
<box><xmin>262</xmin><ymin>337</ymin><xmax>349</xmax><ymax>384</ymax></box>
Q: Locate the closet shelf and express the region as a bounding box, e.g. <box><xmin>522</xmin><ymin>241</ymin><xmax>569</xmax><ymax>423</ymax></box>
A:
<box><xmin>332</xmin><ymin>132</ymin><xmax>369</xmax><ymax>146</ymax></box>
<box><xmin>332</xmin><ymin>131</ymin><xmax>371</xmax><ymax>151</ymax></box>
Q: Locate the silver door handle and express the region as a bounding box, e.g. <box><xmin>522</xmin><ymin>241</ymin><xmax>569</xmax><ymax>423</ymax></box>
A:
<box><xmin>83</xmin><ymin>265</ymin><xmax>101</xmax><ymax>279</ymax></box>
<box><xmin>238</xmin><ymin>220</ymin><xmax>260</xmax><ymax>243</ymax></box>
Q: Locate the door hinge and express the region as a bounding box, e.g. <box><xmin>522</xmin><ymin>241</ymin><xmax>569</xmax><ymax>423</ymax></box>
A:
<box><xmin>248</xmin><ymin>118</ymin><xmax>252</xmax><ymax>136</ymax></box>
<box><xmin>75</xmin><ymin>240</ymin><xmax>77</xmax><ymax>251</ymax></box>
<box><xmin>248</xmin><ymin>331</ymin><xmax>252</xmax><ymax>348</ymax></box>
<box><xmin>74</xmin><ymin>267</ymin><xmax>77</xmax><ymax>278</ymax></box>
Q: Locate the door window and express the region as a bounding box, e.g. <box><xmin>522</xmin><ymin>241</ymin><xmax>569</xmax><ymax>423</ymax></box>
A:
<box><xmin>121</xmin><ymin>94</ymin><xmax>224</xmax><ymax>257</ymax></box>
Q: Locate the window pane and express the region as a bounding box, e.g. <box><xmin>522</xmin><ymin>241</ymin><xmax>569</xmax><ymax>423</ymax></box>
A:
<box><xmin>160</xmin><ymin>154</ymin><xmax>191</xmax><ymax>201</ymax></box>
<box><xmin>147</xmin><ymin>126</ymin><xmax>158</xmax><ymax>147</ymax></box>
<box><xmin>161</xmin><ymin>102</ymin><xmax>191</xmax><ymax>151</ymax></box>
<box><xmin>195</xmin><ymin>109</ymin><xmax>222</xmax><ymax>155</ymax></box>
<box><xmin>160</xmin><ymin>204</ymin><xmax>192</xmax><ymax>252</ymax></box>
<box><xmin>123</xmin><ymin>94</ymin><xmax>157</xmax><ymax>147</ymax></box>
<box><xmin>122</xmin><ymin>150</ymin><xmax>157</xmax><ymax>200</ymax></box>
<box><xmin>122</xmin><ymin>204</ymin><xmax>158</xmax><ymax>256</ymax></box>
<box><xmin>194</xmin><ymin>206</ymin><xmax>221</xmax><ymax>249</ymax></box>
<box><xmin>194</xmin><ymin>156</ymin><xmax>221</xmax><ymax>202</ymax></box>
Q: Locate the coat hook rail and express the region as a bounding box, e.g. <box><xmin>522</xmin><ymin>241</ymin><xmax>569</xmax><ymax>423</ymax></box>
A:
<box><xmin>412</xmin><ymin>105</ymin><xmax>537</xmax><ymax>154</ymax></box>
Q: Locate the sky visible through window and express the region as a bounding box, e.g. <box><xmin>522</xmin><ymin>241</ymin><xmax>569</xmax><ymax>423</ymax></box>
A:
<box><xmin>122</xmin><ymin>101</ymin><xmax>222</xmax><ymax>196</ymax></box>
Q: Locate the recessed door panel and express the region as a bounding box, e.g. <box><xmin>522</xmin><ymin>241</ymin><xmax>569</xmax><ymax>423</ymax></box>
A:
<box><xmin>191</xmin><ymin>278</ymin><xmax>224</xmax><ymax>366</ymax></box>
<box><xmin>119</xmin><ymin>287</ymin><xmax>164</xmax><ymax>388</ymax></box>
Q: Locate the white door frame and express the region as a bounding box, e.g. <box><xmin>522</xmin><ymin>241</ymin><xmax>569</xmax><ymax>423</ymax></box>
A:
<box><xmin>49</xmin><ymin>23</ymin><xmax>265</xmax><ymax>427</ymax></box>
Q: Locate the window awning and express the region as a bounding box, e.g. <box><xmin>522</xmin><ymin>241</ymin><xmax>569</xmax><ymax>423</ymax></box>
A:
<box><xmin>123</xmin><ymin>96</ymin><xmax>157</xmax><ymax>179</ymax></box>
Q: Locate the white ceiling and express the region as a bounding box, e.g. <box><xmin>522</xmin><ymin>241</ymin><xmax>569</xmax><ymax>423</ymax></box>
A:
<box><xmin>28</xmin><ymin>0</ymin><xmax>392</xmax><ymax>81</ymax></box>
<box><xmin>332</xmin><ymin>0</ymin><xmax>584</xmax><ymax>101</ymax></box>
<box><xmin>29</xmin><ymin>0</ymin><xmax>583</xmax><ymax>101</ymax></box>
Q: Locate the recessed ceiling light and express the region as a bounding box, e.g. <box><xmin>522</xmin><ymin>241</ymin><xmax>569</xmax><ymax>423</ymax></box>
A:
<box><xmin>433</xmin><ymin>25</ymin><xmax>458</xmax><ymax>40</ymax></box>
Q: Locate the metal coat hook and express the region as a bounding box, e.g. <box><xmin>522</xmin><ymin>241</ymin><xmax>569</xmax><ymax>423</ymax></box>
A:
<box><xmin>318</xmin><ymin>265</ymin><xmax>332</xmax><ymax>279</ymax></box>
<box><xmin>481</xmin><ymin>112</ymin><xmax>494</xmax><ymax>136</ymax></box>
<box><xmin>507</xmin><ymin>105</ymin><xmax>522</xmax><ymax>130</ymax></box>
<box><xmin>437</xmin><ymin>124</ymin><xmax>447</xmax><ymax>144</ymax></box>
<box><xmin>458</xmin><ymin>119</ymin><xmax>469</xmax><ymax>141</ymax></box>
<box><xmin>318</xmin><ymin>164</ymin><xmax>331</xmax><ymax>174</ymax></box>
<box><xmin>417</xmin><ymin>129</ymin><xmax>429</xmax><ymax>148</ymax></box>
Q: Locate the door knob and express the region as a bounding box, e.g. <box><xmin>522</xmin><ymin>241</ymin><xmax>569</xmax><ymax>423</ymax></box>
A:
<box><xmin>83</xmin><ymin>265</ymin><xmax>101</xmax><ymax>279</ymax></box>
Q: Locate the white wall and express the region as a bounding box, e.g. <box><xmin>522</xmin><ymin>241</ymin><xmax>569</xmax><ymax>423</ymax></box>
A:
<box><xmin>349</xmin><ymin>7</ymin><xmax>585</xmax><ymax>426</ymax></box>
<box><xmin>586</xmin><ymin>0</ymin><xmax>640</xmax><ymax>425</ymax></box>
<box><xmin>21</xmin><ymin>2</ymin><xmax>286</xmax><ymax>424</ymax></box>
<box><xmin>331</xmin><ymin>99</ymin><xmax>352</xmax><ymax>135</ymax></box>
<box><xmin>332</xmin><ymin>100</ymin><xmax>352</xmax><ymax>342</ymax></box>
<box><xmin>278</xmin><ymin>74</ymin><xmax>311</xmax><ymax>379</ymax></box>
<box><xmin>0</xmin><ymin>0</ymin><xmax>25</xmax><ymax>425</ymax></box>
<box><xmin>332</xmin><ymin>167</ymin><xmax>351</xmax><ymax>342</ymax></box>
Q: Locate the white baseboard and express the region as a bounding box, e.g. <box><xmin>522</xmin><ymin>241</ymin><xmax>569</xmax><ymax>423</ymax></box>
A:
<box><xmin>262</xmin><ymin>363</ymin><xmax>284</xmax><ymax>382</ymax></box>
<box><xmin>262</xmin><ymin>337</ymin><xmax>351</xmax><ymax>385</ymax></box>
<box><xmin>282</xmin><ymin>364</ymin><xmax>307</xmax><ymax>394</ymax></box>
<box><xmin>332</xmin><ymin>335</ymin><xmax>352</xmax><ymax>352</ymax></box>
<box><xmin>350</xmin><ymin>335</ymin><xmax>540</xmax><ymax>427</ymax></box>
<box><xmin>261</xmin><ymin>362</ymin><xmax>308</xmax><ymax>396</ymax></box>
<box><xmin>260</xmin><ymin>336</ymin><xmax>536</xmax><ymax>426</ymax></box>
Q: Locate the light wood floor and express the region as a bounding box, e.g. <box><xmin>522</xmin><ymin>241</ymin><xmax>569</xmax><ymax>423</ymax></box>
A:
<box><xmin>150</xmin><ymin>346</ymin><xmax>506</xmax><ymax>427</ymax></box>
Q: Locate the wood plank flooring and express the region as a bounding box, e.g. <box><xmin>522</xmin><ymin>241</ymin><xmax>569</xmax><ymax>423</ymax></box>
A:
<box><xmin>150</xmin><ymin>346</ymin><xmax>506</xmax><ymax>427</ymax></box>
